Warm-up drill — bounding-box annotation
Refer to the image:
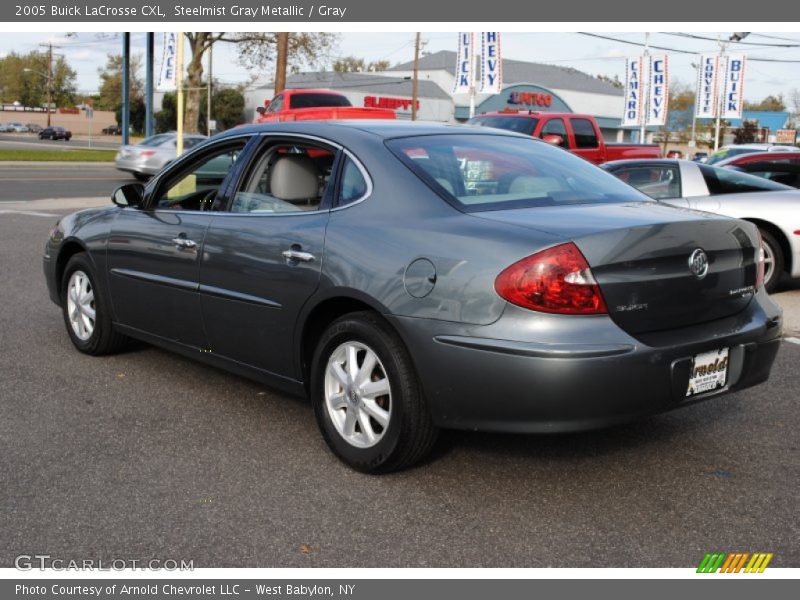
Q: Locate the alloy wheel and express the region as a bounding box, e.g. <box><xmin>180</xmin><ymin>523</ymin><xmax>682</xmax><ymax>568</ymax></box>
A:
<box><xmin>66</xmin><ymin>270</ymin><xmax>96</xmax><ymax>341</ymax></box>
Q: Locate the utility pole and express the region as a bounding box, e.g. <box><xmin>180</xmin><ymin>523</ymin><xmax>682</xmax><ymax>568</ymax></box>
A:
<box><xmin>121</xmin><ymin>33</ymin><xmax>130</xmax><ymax>146</ymax></box>
<box><xmin>411</xmin><ymin>32</ymin><xmax>421</xmax><ymax>121</ymax></box>
<box><xmin>207</xmin><ymin>44</ymin><xmax>213</xmax><ymax>136</ymax></box>
<box><xmin>145</xmin><ymin>33</ymin><xmax>155</xmax><ymax>138</ymax></box>
<box><xmin>38</xmin><ymin>43</ymin><xmax>56</xmax><ymax>127</ymax></box>
<box><xmin>275</xmin><ymin>32</ymin><xmax>289</xmax><ymax>94</ymax></box>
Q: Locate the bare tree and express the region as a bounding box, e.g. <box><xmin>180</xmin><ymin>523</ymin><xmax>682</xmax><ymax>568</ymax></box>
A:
<box><xmin>180</xmin><ymin>33</ymin><xmax>339</xmax><ymax>133</ymax></box>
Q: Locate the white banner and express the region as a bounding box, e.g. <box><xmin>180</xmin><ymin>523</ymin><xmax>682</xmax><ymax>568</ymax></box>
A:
<box><xmin>479</xmin><ymin>32</ymin><xmax>502</xmax><ymax>94</ymax></box>
<box><xmin>722</xmin><ymin>54</ymin><xmax>746</xmax><ymax>119</ymax></box>
<box><xmin>157</xmin><ymin>32</ymin><xmax>178</xmax><ymax>92</ymax></box>
<box><xmin>646</xmin><ymin>54</ymin><xmax>669</xmax><ymax>127</ymax></box>
<box><xmin>622</xmin><ymin>56</ymin><xmax>644</xmax><ymax>127</ymax></box>
<box><xmin>695</xmin><ymin>54</ymin><xmax>719</xmax><ymax>119</ymax></box>
<box><xmin>453</xmin><ymin>32</ymin><xmax>474</xmax><ymax>94</ymax></box>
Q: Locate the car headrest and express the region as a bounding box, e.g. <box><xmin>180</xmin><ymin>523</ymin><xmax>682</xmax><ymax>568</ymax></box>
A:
<box><xmin>269</xmin><ymin>155</ymin><xmax>320</xmax><ymax>201</ymax></box>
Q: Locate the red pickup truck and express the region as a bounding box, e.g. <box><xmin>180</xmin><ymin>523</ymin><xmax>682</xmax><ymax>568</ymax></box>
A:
<box><xmin>468</xmin><ymin>111</ymin><xmax>661</xmax><ymax>164</ymax></box>
<box><xmin>254</xmin><ymin>89</ymin><xmax>396</xmax><ymax>123</ymax></box>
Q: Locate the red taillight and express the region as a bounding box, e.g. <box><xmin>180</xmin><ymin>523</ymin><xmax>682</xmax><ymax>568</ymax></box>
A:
<box><xmin>139</xmin><ymin>150</ymin><xmax>156</xmax><ymax>157</ymax></box>
<box><xmin>495</xmin><ymin>242</ymin><xmax>608</xmax><ymax>315</ymax></box>
<box><xmin>755</xmin><ymin>231</ymin><xmax>766</xmax><ymax>290</ymax></box>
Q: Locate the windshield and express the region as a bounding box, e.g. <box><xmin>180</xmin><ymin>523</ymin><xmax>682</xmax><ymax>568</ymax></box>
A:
<box><xmin>468</xmin><ymin>116</ymin><xmax>539</xmax><ymax>136</ymax></box>
<box><xmin>387</xmin><ymin>134</ymin><xmax>649</xmax><ymax>212</ymax></box>
<box><xmin>706</xmin><ymin>147</ymin><xmax>760</xmax><ymax>165</ymax></box>
<box><xmin>699</xmin><ymin>164</ymin><xmax>793</xmax><ymax>194</ymax></box>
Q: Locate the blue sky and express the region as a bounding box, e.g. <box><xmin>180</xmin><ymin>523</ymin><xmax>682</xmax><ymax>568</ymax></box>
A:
<box><xmin>1</xmin><ymin>31</ymin><xmax>799</xmax><ymax>105</ymax></box>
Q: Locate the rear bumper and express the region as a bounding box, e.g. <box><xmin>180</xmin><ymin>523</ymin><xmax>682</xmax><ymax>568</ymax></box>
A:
<box><xmin>390</xmin><ymin>292</ymin><xmax>783</xmax><ymax>433</ymax></box>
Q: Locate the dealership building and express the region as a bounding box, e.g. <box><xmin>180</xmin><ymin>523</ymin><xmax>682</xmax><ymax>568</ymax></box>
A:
<box><xmin>245</xmin><ymin>50</ymin><xmax>629</xmax><ymax>140</ymax></box>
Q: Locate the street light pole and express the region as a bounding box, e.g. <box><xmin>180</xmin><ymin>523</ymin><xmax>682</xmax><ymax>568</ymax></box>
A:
<box><xmin>411</xmin><ymin>32</ymin><xmax>421</xmax><ymax>121</ymax></box>
<box><xmin>690</xmin><ymin>62</ymin><xmax>698</xmax><ymax>149</ymax></box>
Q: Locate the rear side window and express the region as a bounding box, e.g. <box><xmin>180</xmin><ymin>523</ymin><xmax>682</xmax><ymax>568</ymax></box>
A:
<box><xmin>611</xmin><ymin>165</ymin><xmax>681</xmax><ymax>200</ymax></box>
<box><xmin>290</xmin><ymin>94</ymin><xmax>352</xmax><ymax>109</ymax></box>
<box><xmin>468</xmin><ymin>116</ymin><xmax>538</xmax><ymax>136</ymax></box>
<box><xmin>571</xmin><ymin>118</ymin><xmax>598</xmax><ymax>148</ymax></box>
<box><xmin>387</xmin><ymin>134</ymin><xmax>647</xmax><ymax>212</ymax></box>
<box><xmin>337</xmin><ymin>157</ymin><xmax>369</xmax><ymax>207</ymax></box>
<box><xmin>699</xmin><ymin>164</ymin><xmax>791</xmax><ymax>194</ymax></box>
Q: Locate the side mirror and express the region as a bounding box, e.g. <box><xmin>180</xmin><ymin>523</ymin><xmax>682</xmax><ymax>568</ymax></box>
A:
<box><xmin>256</xmin><ymin>106</ymin><xmax>266</xmax><ymax>115</ymax></box>
<box><xmin>112</xmin><ymin>183</ymin><xmax>144</xmax><ymax>208</ymax></box>
<box><xmin>542</xmin><ymin>134</ymin><xmax>565</xmax><ymax>147</ymax></box>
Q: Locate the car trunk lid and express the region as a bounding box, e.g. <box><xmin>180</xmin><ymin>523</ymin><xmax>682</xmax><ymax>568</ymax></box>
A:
<box><xmin>472</xmin><ymin>202</ymin><xmax>760</xmax><ymax>335</ymax></box>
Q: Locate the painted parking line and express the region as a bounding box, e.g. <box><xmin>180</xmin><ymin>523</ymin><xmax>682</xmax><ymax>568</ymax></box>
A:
<box><xmin>784</xmin><ymin>337</ymin><xmax>800</xmax><ymax>345</ymax></box>
<box><xmin>0</xmin><ymin>210</ymin><xmax>60</xmax><ymax>217</ymax></box>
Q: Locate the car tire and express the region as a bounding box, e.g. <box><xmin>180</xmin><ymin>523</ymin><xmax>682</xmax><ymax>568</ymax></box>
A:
<box><xmin>759</xmin><ymin>228</ymin><xmax>784</xmax><ymax>293</ymax></box>
<box><xmin>61</xmin><ymin>253</ymin><xmax>128</xmax><ymax>356</ymax></box>
<box><xmin>310</xmin><ymin>311</ymin><xmax>438</xmax><ymax>473</ymax></box>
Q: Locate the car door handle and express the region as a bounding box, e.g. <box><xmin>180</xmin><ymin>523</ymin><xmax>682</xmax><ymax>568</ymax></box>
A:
<box><xmin>282</xmin><ymin>249</ymin><xmax>315</xmax><ymax>262</ymax></box>
<box><xmin>171</xmin><ymin>237</ymin><xmax>197</xmax><ymax>250</ymax></box>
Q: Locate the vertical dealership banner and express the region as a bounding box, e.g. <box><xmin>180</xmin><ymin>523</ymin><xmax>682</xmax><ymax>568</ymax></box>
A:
<box><xmin>453</xmin><ymin>32</ymin><xmax>474</xmax><ymax>94</ymax></box>
<box><xmin>722</xmin><ymin>54</ymin><xmax>746</xmax><ymax>119</ymax></box>
<box><xmin>479</xmin><ymin>32</ymin><xmax>503</xmax><ymax>94</ymax></box>
<box><xmin>157</xmin><ymin>32</ymin><xmax>178</xmax><ymax>92</ymax></box>
<box><xmin>622</xmin><ymin>56</ymin><xmax>644</xmax><ymax>126</ymax></box>
<box><xmin>646</xmin><ymin>54</ymin><xmax>669</xmax><ymax>126</ymax></box>
<box><xmin>695</xmin><ymin>53</ymin><xmax>719</xmax><ymax>118</ymax></box>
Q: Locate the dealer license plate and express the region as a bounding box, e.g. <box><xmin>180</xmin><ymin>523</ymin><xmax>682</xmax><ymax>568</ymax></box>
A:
<box><xmin>686</xmin><ymin>348</ymin><xmax>729</xmax><ymax>397</ymax></box>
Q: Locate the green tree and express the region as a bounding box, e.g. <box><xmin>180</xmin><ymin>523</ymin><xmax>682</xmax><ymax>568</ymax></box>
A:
<box><xmin>733</xmin><ymin>120</ymin><xmax>759</xmax><ymax>144</ymax></box>
<box><xmin>115</xmin><ymin>97</ymin><xmax>146</xmax><ymax>134</ymax></box>
<box><xmin>0</xmin><ymin>50</ymin><xmax>76</xmax><ymax>108</ymax></box>
<box><xmin>744</xmin><ymin>94</ymin><xmax>786</xmax><ymax>112</ymax></box>
<box><xmin>156</xmin><ymin>85</ymin><xmax>246</xmax><ymax>134</ymax></box>
<box><xmin>96</xmin><ymin>53</ymin><xmax>144</xmax><ymax>111</ymax></box>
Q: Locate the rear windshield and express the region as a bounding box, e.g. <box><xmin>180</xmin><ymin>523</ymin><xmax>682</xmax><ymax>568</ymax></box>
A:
<box><xmin>387</xmin><ymin>134</ymin><xmax>648</xmax><ymax>212</ymax></box>
<box><xmin>138</xmin><ymin>134</ymin><xmax>173</xmax><ymax>147</ymax></box>
<box><xmin>468</xmin><ymin>116</ymin><xmax>538</xmax><ymax>136</ymax></box>
<box><xmin>290</xmin><ymin>93</ymin><xmax>352</xmax><ymax>109</ymax></box>
<box><xmin>699</xmin><ymin>164</ymin><xmax>792</xmax><ymax>194</ymax></box>
<box><xmin>706</xmin><ymin>147</ymin><xmax>758</xmax><ymax>165</ymax></box>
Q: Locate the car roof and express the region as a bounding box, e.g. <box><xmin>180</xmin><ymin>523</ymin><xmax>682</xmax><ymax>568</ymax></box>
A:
<box><xmin>601</xmin><ymin>158</ymin><xmax>684</xmax><ymax>168</ymax></box>
<box><xmin>719</xmin><ymin>151</ymin><xmax>800</xmax><ymax>164</ymax></box>
<box><xmin>217</xmin><ymin>119</ymin><xmax>529</xmax><ymax>141</ymax></box>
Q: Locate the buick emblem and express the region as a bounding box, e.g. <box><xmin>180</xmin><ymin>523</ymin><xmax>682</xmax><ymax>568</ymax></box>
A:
<box><xmin>689</xmin><ymin>248</ymin><xmax>709</xmax><ymax>279</ymax></box>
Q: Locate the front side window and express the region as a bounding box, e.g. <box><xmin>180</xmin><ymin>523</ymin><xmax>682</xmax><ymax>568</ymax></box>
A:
<box><xmin>387</xmin><ymin>134</ymin><xmax>648</xmax><ymax>212</ymax></box>
<box><xmin>150</xmin><ymin>140</ymin><xmax>248</xmax><ymax>211</ymax></box>
<box><xmin>611</xmin><ymin>165</ymin><xmax>681</xmax><ymax>200</ymax></box>
<box><xmin>231</xmin><ymin>141</ymin><xmax>336</xmax><ymax>213</ymax></box>
<box><xmin>699</xmin><ymin>164</ymin><xmax>792</xmax><ymax>195</ymax></box>
<box><xmin>571</xmin><ymin>118</ymin><xmax>598</xmax><ymax>148</ymax></box>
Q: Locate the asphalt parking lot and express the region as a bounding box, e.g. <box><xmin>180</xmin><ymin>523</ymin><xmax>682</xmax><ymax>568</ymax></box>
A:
<box><xmin>1</xmin><ymin>193</ymin><xmax>799</xmax><ymax>568</ymax></box>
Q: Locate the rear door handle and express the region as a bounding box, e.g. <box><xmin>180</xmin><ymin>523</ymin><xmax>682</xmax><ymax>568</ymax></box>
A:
<box><xmin>282</xmin><ymin>249</ymin><xmax>315</xmax><ymax>262</ymax></box>
<box><xmin>172</xmin><ymin>237</ymin><xmax>197</xmax><ymax>250</ymax></box>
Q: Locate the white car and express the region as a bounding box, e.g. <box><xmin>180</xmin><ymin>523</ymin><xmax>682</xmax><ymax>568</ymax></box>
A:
<box><xmin>705</xmin><ymin>144</ymin><xmax>800</xmax><ymax>165</ymax></box>
<box><xmin>603</xmin><ymin>159</ymin><xmax>800</xmax><ymax>292</ymax></box>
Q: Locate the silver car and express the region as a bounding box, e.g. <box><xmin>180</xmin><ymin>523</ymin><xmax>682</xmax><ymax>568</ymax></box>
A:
<box><xmin>603</xmin><ymin>159</ymin><xmax>800</xmax><ymax>292</ymax></box>
<box><xmin>115</xmin><ymin>133</ymin><xmax>207</xmax><ymax>181</ymax></box>
<box><xmin>7</xmin><ymin>122</ymin><xmax>30</xmax><ymax>133</ymax></box>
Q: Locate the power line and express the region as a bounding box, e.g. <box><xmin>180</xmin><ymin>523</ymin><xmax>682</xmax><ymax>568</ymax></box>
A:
<box><xmin>662</xmin><ymin>32</ymin><xmax>800</xmax><ymax>48</ymax></box>
<box><xmin>577</xmin><ymin>32</ymin><xmax>800</xmax><ymax>63</ymax></box>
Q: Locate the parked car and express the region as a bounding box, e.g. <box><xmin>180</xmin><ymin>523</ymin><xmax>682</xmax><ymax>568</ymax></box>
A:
<box><xmin>115</xmin><ymin>132</ymin><xmax>207</xmax><ymax>181</ymax></box>
<box><xmin>705</xmin><ymin>144</ymin><xmax>799</xmax><ymax>165</ymax></box>
<box><xmin>7</xmin><ymin>122</ymin><xmax>29</xmax><ymax>133</ymax></box>
<box><xmin>0</xmin><ymin>123</ymin><xmax>11</xmax><ymax>132</ymax></box>
<box><xmin>102</xmin><ymin>125</ymin><xmax>122</xmax><ymax>135</ymax></box>
<box><xmin>715</xmin><ymin>151</ymin><xmax>800</xmax><ymax>188</ymax></box>
<box><xmin>253</xmin><ymin>89</ymin><xmax>396</xmax><ymax>124</ymax></box>
<box><xmin>692</xmin><ymin>151</ymin><xmax>709</xmax><ymax>162</ymax></box>
<box><xmin>39</xmin><ymin>126</ymin><xmax>72</xmax><ymax>141</ymax></box>
<box><xmin>26</xmin><ymin>123</ymin><xmax>42</xmax><ymax>133</ymax></box>
<box><xmin>469</xmin><ymin>111</ymin><xmax>661</xmax><ymax>164</ymax></box>
<box><xmin>666</xmin><ymin>150</ymin><xmax>684</xmax><ymax>159</ymax></box>
<box><xmin>44</xmin><ymin>122</ymin><xmax>782</xmax><ymax>472</ymax></box>
<box><xmin>602</xmin><ymin>158</ymin><xmax>800</xmax><ymax>292</ymax></box>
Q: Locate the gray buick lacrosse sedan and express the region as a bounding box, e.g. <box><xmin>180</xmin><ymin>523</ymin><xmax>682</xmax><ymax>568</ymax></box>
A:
<box><xmin>43</xmin><ymin>121</ymin><xmax>783</xmax><ymax>472</ymax></box>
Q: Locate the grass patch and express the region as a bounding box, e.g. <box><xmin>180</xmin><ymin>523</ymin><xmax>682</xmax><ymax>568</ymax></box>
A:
<box><xmin>0</xmin><ymin>149</ymin><xmax>117</xmax><ymax>162</ymax></box>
